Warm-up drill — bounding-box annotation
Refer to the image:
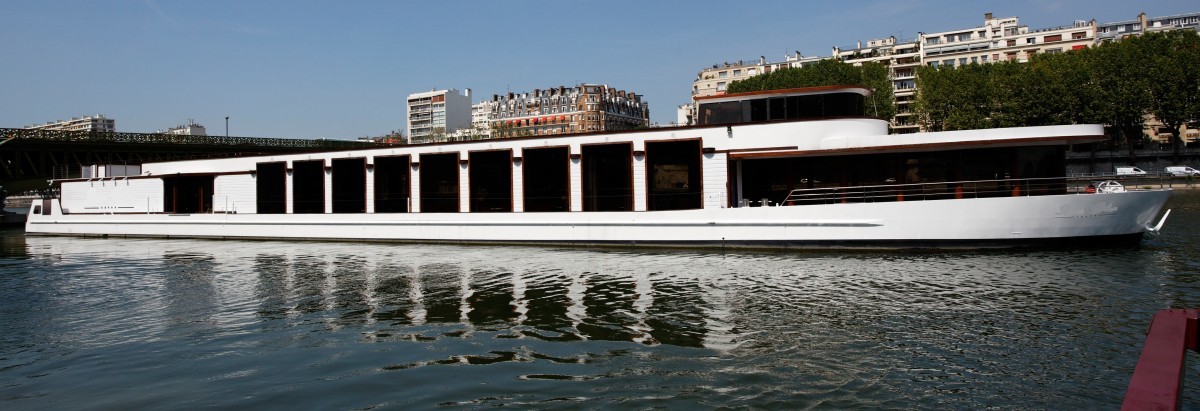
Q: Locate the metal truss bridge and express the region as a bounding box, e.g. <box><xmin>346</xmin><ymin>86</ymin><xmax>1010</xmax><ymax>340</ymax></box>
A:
<box><xmin>0</xmin><ymin>128</ymin><xmax>385</xmax><ymax>181</ymax></box>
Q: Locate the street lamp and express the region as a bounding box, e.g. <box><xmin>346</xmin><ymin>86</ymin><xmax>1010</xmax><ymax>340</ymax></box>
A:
<box><xmin>225</xmin><ymin>116</ymin><xmax>229</xmax><ymax>137</ymax></box>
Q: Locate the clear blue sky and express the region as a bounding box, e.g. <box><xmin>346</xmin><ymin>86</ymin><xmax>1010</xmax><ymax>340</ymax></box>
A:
<box><xmin>1</xmin><ymin>0</ymin><xmax>1195</xmax><ymax>140</ymax></box>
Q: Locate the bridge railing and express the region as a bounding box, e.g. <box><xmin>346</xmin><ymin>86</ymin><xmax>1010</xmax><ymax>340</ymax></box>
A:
<box><xmin>0</xmin><ymin>128</ymin><xmax>385</xmax><ymax>149</ymax></box>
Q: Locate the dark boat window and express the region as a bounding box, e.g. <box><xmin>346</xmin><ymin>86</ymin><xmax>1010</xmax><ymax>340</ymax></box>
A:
<box><xmin>749</xmin><ymin>99</ymin><xmax>767</xmax><ymax>122</ymax></box>
<box><xmin>469</xmin><ymin>150</ymin><xmax>513</xmax><ymax>212</ymax></box>
<box><xmin>786</xmin><ymin>96</ymin><xmax>802</xmax><ymax>118</ymax></box>
<box><xmin>374</xmin><ymin>155</ymin><xmax>410</xmax><ymax>213</ymax></box>
<box><xmin>768</xmin><ymin>97</ymin><xmax>786</xmax><ymax>120</ymax></box>
<box><xmin>697</xmin><ymin>91</ymin><xmax>865</xmax><ymax>125</ymax></box>
<box><xmin>163</xmin><ymin>175</ymin><xmax>214</xmax><ymax>214</ymax></box>
<box><xmin>698</xmin><ymin>101</ymin><xmax>742</xmax><ymax>125</ymax></box>
<box><xmin>646</xmin><ymin>140</ymin><xmax>702</xmax><ymax>211</ymax></box>
<box><xmin>582</xmin><ymin>143</ymin><xmax>633</xmax><ymax>212</ymax></box>
<box><xmin>292</xmin><ymin>160</ymin><xmax>325</xmax><ymax>214</ymax></box>
<box><xmin>522</xmin><ymin>147</ymin><xmax>569</xmax><ymax>212</ymax></box>
<box><xmin>331</xmin><ymin>158</ymin><xmax>366</xmax><ymax>213</ymax></box>
<box><xmin>736</xmin><ymin>146</ymin><xmax>1065</xmax><ymax>206</ymax></box>
<box><xmin>804</xmin><ymin>95</ymin><xmax>825</xmax><ymax>118</ymax></box>
<box><xmin>255</xmin><ymin>162</ymin><xmax>286</xmax><ymax>214</ymax></box>
<box><xmin>419</xmin><ymin>153</ymin><xmax>459</xmax><ymax>213</ymax></box>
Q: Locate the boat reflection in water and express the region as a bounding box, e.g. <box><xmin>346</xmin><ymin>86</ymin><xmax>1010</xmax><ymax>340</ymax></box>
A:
<box><xmin>13</xmin><ymin>232</ymin><xmax>1197</xmax><ymax>408</ymax></box>
<box><xmin>21</xmin><ymin>236</ymin><xmax>746</xmax><ymax>347</ymax></box>
<box><xmin>222</xmin><ymin>251</ymin><xmax>725</xmax><ymax>350</ymax></box>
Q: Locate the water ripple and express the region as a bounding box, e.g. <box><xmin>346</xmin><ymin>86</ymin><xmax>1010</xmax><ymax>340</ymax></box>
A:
<box><xmin>1</xmin><ymin>192</ymin><xmax>1199</xmax><ymax>408</ymax></box>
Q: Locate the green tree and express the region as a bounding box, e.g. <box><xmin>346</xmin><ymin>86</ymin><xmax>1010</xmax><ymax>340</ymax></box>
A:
<box><xmin>860</xmin><ymin>62</ymin><xmax>895</xmax><ymax>121</ymax></box>
<box><xmin>1090</xmin><ymin>38</ymin><xmax>1153</xmax><ymax>163</ymax></box>
<box><xmin>1142</xmin><ymin>30</ymin><xmax>1200</xmax><ymax>162</ymax></box>
<box><xmin>914</xmin><ymin>63</ymin><xmax>992</xmax><ymax>131</ymax></box>
<box><xmin>913</xmin><ymin>64</ymin><xmax>952</xmax><ymax>131</ymax></box>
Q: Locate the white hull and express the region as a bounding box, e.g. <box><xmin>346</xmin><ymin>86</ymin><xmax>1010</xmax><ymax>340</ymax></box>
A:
<box><xmin>26</xmin><ymin>190</ymin><xmax>1171</xmax><ymax>249</ymax></box>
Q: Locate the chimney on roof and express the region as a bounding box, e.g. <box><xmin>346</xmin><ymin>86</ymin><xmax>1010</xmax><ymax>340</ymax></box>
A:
<box><xmin>985</xmin><ymin>12</ymin><xmax>993</xmax><ymax>20</ymax></box>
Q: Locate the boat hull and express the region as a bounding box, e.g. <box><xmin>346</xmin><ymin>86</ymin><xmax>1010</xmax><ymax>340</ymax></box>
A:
<box><xmin>25</xmin><ymin>189</ymin><xmax>1172</xmax><ymax>250</ymax></box>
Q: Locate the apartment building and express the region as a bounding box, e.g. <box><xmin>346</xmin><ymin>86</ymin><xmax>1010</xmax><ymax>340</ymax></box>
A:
<box><xmin>692</xmin><ymin>53</ymin><xmax>825</xmax><ymax>99</ymax></box>
<box><xmin>26</xmin><ymin>114</ymin><xmax>116</xmax><ymax>132</ymax></box>
<box><xmin>407</xmin><ymin>89</ymin><xmax>472</xmax><ymax>143</ymax></box>
<box><xmin>1097</xmin><ymin>11</ymin><xmax>1200</xmax><ymax>42</ymax></box>
<box><xmin>490</xmin><ymin>84</ymin><xmax>649</xmax><ymax>137</ymax></box>
<box><xmin>470</xmin><ymin>101</ymin><xmax>494</xmax><ymax>137</ymax></box>
<box><xmin>922</xmin><ymin>13</ymin><xmax>1095</xmax><ymax>68</ymax></box>
<box><xmin>833</xmin><ymin>37</ymin><xmax>922</xmax><ymax>133</ymax></box>
<box><xmin>162</xmin><ymin>120</ymin><xmax>207</xmax><ymax>136</ymax></box>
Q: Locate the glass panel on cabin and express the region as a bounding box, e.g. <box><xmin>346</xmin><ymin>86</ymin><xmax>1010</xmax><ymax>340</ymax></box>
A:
<box><xmin>468</xmin><ymin>150</ymin><xmax>513</xmax><ymax>212</ymax></box>
<box><xmin>1016</xmin><ymin>146</ymin><xmax>1067</xmax><ymax>195</ymax></box>
<box><xmin>697</xmin><ymin>101</ymin><xmax>741</xmax><ymax>125</ymax></box>
<box><xmin>373</xmin><ymin>156</ymin><xmax>411</xmax><ymax>213</ymax></box>
<box><xmin>646</xmin><ymin>140</ymin><xmax>702</xmax><ymax>211</ymax></box>
<box><xmin>163</xmin><ymin>175</ymin><xmax>214</xmax><ymax>214</ymax></box>
<box><xmin>256</xmin><ymin>162</ymin><xmax>287</xmax><ymax>214</ymax></box>
<box><xmin>582</xmin><ymin>143</ymin><xmax>633</xmax><ymax>212</ymax></box>
<box><xmin>331</xmin><ymin>158</ymin><xmax>366</xmax><ymax>213</ymax></box>
<box><xmin>522</xmin><ymin>147</ymin><xmax>570</xmax><ymax>212</ymax></box>
<box><xmin>419</xmin><ymin>153</ymin><xmax>460</xmax><ymax>213</ymax></box>
<box><xmin>749</xmin><ymin>99</ymin><xmax>767</xmax><ymax>122</ymax></box>
<box><xmin>768</xmin><ymin>98</ymin><xmax>786</xmax><ymax>120</ymax></box>
<box><xmin>292</xmin><ymin>160</ymin><xmax>325</xmax><ymax>214</ymax></box>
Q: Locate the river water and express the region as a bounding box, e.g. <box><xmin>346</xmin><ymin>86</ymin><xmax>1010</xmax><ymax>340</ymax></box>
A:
<box><xmin>2</xmin><ymin>192</ymin><xmax>1198</xmax><ymax>409</ymax></box>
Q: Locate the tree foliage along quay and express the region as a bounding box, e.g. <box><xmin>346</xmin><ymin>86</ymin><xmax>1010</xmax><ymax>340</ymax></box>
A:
<box><xmin>914</xmin><ymin>30</ymin><xmax>1200</xmax><ymax>162</ymax></box>
<box><xmin>726</xmin><ymin>59</ymin><xmax>895</xmax><ymax>123</ymax></box>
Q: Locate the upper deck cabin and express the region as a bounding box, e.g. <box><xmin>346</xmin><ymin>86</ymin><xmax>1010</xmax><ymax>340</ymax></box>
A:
<box><xmin>51</xmin><ymin>86</ymin><xmax>1102</xmax><ymax>217</ymax></box>
<box><xmin>695</xmin><ymin>86</ymin><xmax>867</xmax><ymax>125</ymax></box>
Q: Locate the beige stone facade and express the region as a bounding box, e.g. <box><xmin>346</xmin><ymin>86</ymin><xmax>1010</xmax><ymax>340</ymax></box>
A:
<box><xmin>489</xmin><ymin>84</ymin><xmax>649</xmax><ymax>137</ymax></box>
<box><xmin>833</xmin><ymin>37</ymin><xmax>921</xmax><ymax>133</ymax></box>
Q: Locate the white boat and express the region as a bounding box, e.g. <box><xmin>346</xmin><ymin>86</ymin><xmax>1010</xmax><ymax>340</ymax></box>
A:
<box><xmin>25</xmin><ymin>86</ymin><xmax>1172</xmax><ymax>249</ymax></box>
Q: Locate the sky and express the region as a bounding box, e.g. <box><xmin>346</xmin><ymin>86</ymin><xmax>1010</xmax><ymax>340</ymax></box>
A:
<box><xmin>2</xmin><ymin>0</ymin><xmax>1196</xmax><ymax>140</ymax></box>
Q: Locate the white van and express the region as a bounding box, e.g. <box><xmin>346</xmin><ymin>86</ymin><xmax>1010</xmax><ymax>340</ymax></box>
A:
<box><xmin>1116</xmin><ymin>166</ymin><xmax>1147</xmax><ymax>175</ymax></box>
<box><xmin>1165</xmin><ymin>166</ymin><xmax>1200</xmax><ymax>177</ymax></box>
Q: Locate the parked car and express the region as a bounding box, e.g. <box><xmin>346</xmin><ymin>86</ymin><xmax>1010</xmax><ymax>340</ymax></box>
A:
<box><xmin>1115</xmin><ymin>166</ymin><xmax>1148</xmax><ymax>175</ymax></box>
<box><xmin>1165</xmin><ymin>166</ymin><xmax>1200</xmax><ymax>177</ymax></box>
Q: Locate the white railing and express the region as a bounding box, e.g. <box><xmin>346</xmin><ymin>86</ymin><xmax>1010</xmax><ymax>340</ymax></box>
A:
<box><xmin>774</xmin><ymin>176</ymin><xmax>1169</xmax><ymax>206</ymax></box>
